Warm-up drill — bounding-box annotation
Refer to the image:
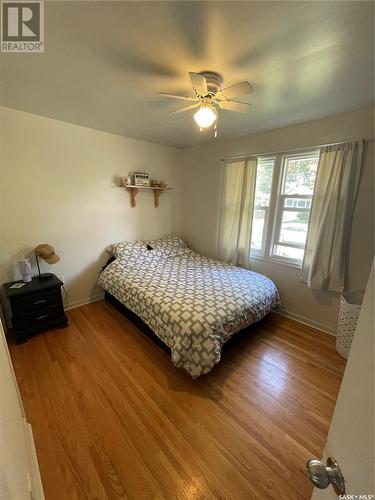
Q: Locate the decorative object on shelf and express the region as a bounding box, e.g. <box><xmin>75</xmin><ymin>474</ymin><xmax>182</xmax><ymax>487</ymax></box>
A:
<box><xmin>150</xmin><ymin>179</ymin><xmax>167</xmax><ymax>188</ymax></box>
<box><xmin>133</xmin><ymin>171</ymin><xmax>150</xmax><ymax>187</ymax></box>
<box><xmin>336</xmin><ymin>289</ymin><xmax>364</xmax><ymax>359</ymax></box>
<box><xmin>3</xmin><ymin>274</ymin><xmax>68</xmax><ymax>343</ymax></box>
<box><xmin>123</xmin><ymin>176</ymin><xmax>132</xmax><ymax>186</ymax></box>
<box><xmin>125</xmin><ymin>185</ymin><xmax>171</xmax><ymax>208</ymax></box>
<box><xmin>18</xmin><ymin>258</ymin><xmax>32</xmax><ymax>283</ymax></box>
<box><xmin>34</xmin><ymin>244</ymin><xmax>60</xmax><ymax>281</ymax></box>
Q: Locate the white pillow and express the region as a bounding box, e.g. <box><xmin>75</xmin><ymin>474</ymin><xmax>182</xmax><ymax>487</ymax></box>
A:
<box><xmin>106</xmin><ymin>240</ymin><xmax>149</xmax><ymax>258</ymax></box>
<box><xmin>107</xmin><ymin>235</ymin><xmax>188</xmax><ymax>259</ymax></box>
<box><xmin>149</xmin><ymin>235</ymin><xmax>187</xmax><ymax>252</ymax></box>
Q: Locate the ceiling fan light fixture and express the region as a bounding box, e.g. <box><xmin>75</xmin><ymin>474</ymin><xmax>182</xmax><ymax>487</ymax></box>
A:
<box><xmin>193</xmin><ymin>105</ymin><xmax>217</xmax><ymax>129</ymax></box>
<box><xmin>160</xmin><ymin>72</ymin><xmax>253</xmax><ymax>137</ymax></box>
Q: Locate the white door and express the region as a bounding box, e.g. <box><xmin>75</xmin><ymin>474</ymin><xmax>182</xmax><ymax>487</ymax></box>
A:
<box><xmin>0</xmin><ymin>319</ymin><xmax>45</xmax><ymax>500</ymax></box>
<box><xmin>310</xmin><ymin>261</ymin><xmax>374</xmax><ymax>498</ymax></box>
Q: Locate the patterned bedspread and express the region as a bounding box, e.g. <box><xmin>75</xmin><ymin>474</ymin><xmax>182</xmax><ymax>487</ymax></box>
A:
<box><xmin>98</xmin><ymin>249</ymin><xmax>280</xmax><ymax>378</ymax></box>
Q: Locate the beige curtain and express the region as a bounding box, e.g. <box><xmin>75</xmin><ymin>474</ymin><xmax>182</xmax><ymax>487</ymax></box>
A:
<box><xmin>218</xmin><ymin>157</ymin><xmax>257</xmax><ymax>267</ymax></box>
<box><xmin>301</xmin><ymin>141</ymin><xmax>364</xmax><ymax>292</ymax></box>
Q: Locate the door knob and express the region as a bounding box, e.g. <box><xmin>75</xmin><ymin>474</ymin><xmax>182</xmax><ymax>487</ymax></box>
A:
<box><xmin>306</xmin><ymin>457</ymin><xmax>345</xmax><ymax>495</ymax></box>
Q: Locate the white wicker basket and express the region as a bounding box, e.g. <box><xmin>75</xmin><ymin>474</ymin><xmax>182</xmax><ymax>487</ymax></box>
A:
<box><xmin>336</xmin><ymin>290</ymin><xmax>364</xmax><ymax>359</ymax></box>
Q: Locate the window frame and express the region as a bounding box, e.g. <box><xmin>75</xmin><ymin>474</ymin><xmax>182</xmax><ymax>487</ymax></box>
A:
<box><xmin>250</xmin><ymin>156</ymin><xmax>276</xmax><ymax>258</ymax></box>
<box><xmin>250</xmin><ymin>148</ymin><xmax>320</xmax><ymax>268</ymax></box>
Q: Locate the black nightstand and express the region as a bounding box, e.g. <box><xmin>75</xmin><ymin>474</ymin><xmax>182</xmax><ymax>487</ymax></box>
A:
<box><xmin>3</xmin><ymin>274</ymin><xmax>68</xmax><ymax>343</ymax></box>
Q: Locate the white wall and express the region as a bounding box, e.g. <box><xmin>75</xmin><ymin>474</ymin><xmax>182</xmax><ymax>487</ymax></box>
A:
<box><xmin>0</xmin><ymin>107</ymin><xmax>181</xmax><ymax>311</ymax></box>
<box><xmin>181</xmin><ymin>107</ymin><xmax>374</xmax><ymax>333</ymax></box>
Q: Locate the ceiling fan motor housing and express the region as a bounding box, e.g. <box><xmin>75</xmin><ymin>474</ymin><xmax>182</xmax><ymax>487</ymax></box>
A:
<box><xmin>199</xmin><ymin>71</ymin><xmax>223</xmax><ymax>95</ymax></box>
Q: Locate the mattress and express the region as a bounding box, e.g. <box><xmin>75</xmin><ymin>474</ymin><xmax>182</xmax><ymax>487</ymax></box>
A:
<box><xmin>98</xmin><ymin>248</ymin><xmax>280</xmax><ymax>378</ymax></box>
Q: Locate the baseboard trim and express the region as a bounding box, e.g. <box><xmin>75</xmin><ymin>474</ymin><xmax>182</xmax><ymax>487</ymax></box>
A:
<box><xmin>64</xmin><ymin>293</ymin><xmax>104</xmax><ymax>311</ymax></box>
<box><xmin>273</xmin><ymin>308</ymin><xmax>337</xmax><ymax>336</ymax></box>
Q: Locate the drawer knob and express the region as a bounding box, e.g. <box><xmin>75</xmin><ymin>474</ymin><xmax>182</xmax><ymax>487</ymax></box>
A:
<box><xmin>35</xmin><ymin>315</ymin><xmax>48</xmax><ymax>320</ymax></box>
<box><xmin>34</xmin><ymin>299</ymin><xmax>47</xmax><ymax>305</ymax></box>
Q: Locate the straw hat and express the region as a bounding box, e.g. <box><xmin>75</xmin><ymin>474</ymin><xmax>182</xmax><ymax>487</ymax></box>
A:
<box><xmin>34</xmin><ymin>244</ymin><xmax>60</xmax><ymax>264</ymax></box>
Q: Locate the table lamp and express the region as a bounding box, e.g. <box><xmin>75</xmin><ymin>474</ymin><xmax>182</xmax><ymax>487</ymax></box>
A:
<box><xmin>34</xmin><ymin>244</ymin><xmax>60</xmax><ymax>281</ymax></box>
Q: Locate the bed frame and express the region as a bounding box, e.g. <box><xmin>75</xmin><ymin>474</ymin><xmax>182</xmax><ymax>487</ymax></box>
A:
<box><xmin>104</xmin><ymin>290</ymin><xmax>171</xmax><ymax>355</ymax></box>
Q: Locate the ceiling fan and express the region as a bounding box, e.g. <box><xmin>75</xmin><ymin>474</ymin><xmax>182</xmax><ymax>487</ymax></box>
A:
<box><xmin>158</xmin><ymin>71</ymin><xmax>253</xmax><ymax>137</ymax></box>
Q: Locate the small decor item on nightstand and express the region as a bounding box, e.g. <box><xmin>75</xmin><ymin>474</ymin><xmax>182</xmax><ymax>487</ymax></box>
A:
<box><xmin>18</xmin><ymin>258</ymin><xmax>32</xmax><ymax>282</ymax></box>
<box><xmin>34</xmin><ymin>244</ymin><xmax>60</xmax><ymax>281</ymax></box>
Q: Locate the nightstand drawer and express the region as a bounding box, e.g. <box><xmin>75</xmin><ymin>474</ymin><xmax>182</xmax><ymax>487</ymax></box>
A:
<box><xmin>13</xmin><ymin>288</ymin><xmax>60</xmax><ymax>314</ymax></box>
<box><xmin>14</xmin><ymin>305</ymin><xmax>64</xmax><ymax>330</ymax></box>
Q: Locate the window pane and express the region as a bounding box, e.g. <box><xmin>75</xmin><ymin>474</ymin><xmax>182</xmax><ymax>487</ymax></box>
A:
<box><xmin>250</xmin><ymin>158</ymin><xmax>274</xmax><ymax>256</ymax></box>
<box><xmin>283</xmin><ymin>156</ymin><xmax>318</xmax><ymax>195</ymax></box>
<box><xmin>251</xmin><ymin>209</ymin><xmax>266</xmax><ymax>251</ymax></box>
<box><xmin>283</xmin><ymin>197</ymin><xmax>311</xmax><ymax>209</ymax></box>
<box><xmin>254</xmin><ymin>159</ymin><xmax>274</xmax><ymax>207</ymax></box>
<box><xmin>274</xmin><ymin>245</ymin><xmax>304</xmax><ymax>262</ymax></box>
<box><xmin>279</xmin><ymin>210</ymin><xmax>309</xmax><ymax>245</ymax></box>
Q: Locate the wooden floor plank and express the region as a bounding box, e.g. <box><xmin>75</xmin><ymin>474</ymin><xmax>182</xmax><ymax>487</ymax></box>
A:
<box><xmin>8</xmin><ymin>300</ymin><xmax>345</xmax><ymax>500</ymax></box>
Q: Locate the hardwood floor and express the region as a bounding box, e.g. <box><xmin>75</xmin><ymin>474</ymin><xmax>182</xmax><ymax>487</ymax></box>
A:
<box><xmin>9</xmin><ymin>300</ymin><xmax>346</xmax><ymax>500</ymax></box>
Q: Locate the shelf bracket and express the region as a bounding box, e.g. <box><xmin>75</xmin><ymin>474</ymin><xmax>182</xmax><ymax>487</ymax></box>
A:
<box><xmin>124</xmin><ymin>185</ymin><xmax>170</xmax><ymax>208</ymax></box>
<box><xmin>130</xmin><ymin>187</ymin><xmax>138</xmax><ymax>208</ymax></box>
<box><xmin>154</xmin><ymin>190</ymin><xmax>162</xmax><ymax>208</ymax></box>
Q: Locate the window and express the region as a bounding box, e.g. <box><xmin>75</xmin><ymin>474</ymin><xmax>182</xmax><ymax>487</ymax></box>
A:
<box><xmin>250</xmin><ymin>150</ymin><xmax>319</xmax><ymax>267</ymax></box>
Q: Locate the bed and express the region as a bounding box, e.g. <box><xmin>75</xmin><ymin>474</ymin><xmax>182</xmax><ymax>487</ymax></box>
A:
<box><xmin>98</xmin><ymin>236</ymin><xmax>280</xmax><ymax>378</ymax></box>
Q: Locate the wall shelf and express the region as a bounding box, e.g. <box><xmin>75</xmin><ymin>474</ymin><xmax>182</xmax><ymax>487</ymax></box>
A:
<box><xmin>124</xmin><ymin>185</ymin><xmax>171</xmax><ymax>208</ymax></box>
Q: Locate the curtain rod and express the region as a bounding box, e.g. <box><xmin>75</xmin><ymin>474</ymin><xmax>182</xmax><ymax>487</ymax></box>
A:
<box><xmin>220</xmin><ymin>138</ymin><xmax>369</xmax><ymax>162</ymax></box>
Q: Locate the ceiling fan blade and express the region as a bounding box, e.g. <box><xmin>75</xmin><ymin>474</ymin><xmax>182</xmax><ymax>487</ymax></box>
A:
<box><xmin>220</xmin><ymin>81</ymin><xmax>252</xmax><ymax>99</ymax></box>
<box><xmin>219</xmin><ymin>100</ymin><xmax>252</xmax><ymax>113</ymax></box>
<box><xmin>158</xmin><ymin>92</ymin><xmax>198</xmax><ymax>101</ymax></box>
<box><xmin>189</xmin><ymin>72</ymin><xmax>208</xmax><ymax>95</ymax></box>
<box><xmin>171</xmin><ymin>102</ymin><xmax>200</xmax><ymax>114</ymax></box>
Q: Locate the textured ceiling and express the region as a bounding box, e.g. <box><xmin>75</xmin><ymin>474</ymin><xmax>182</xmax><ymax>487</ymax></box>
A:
<box><xmin>1</xmin><ymin>1</ymin><xmax>374</xmax><ymax>147</ymax></box>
